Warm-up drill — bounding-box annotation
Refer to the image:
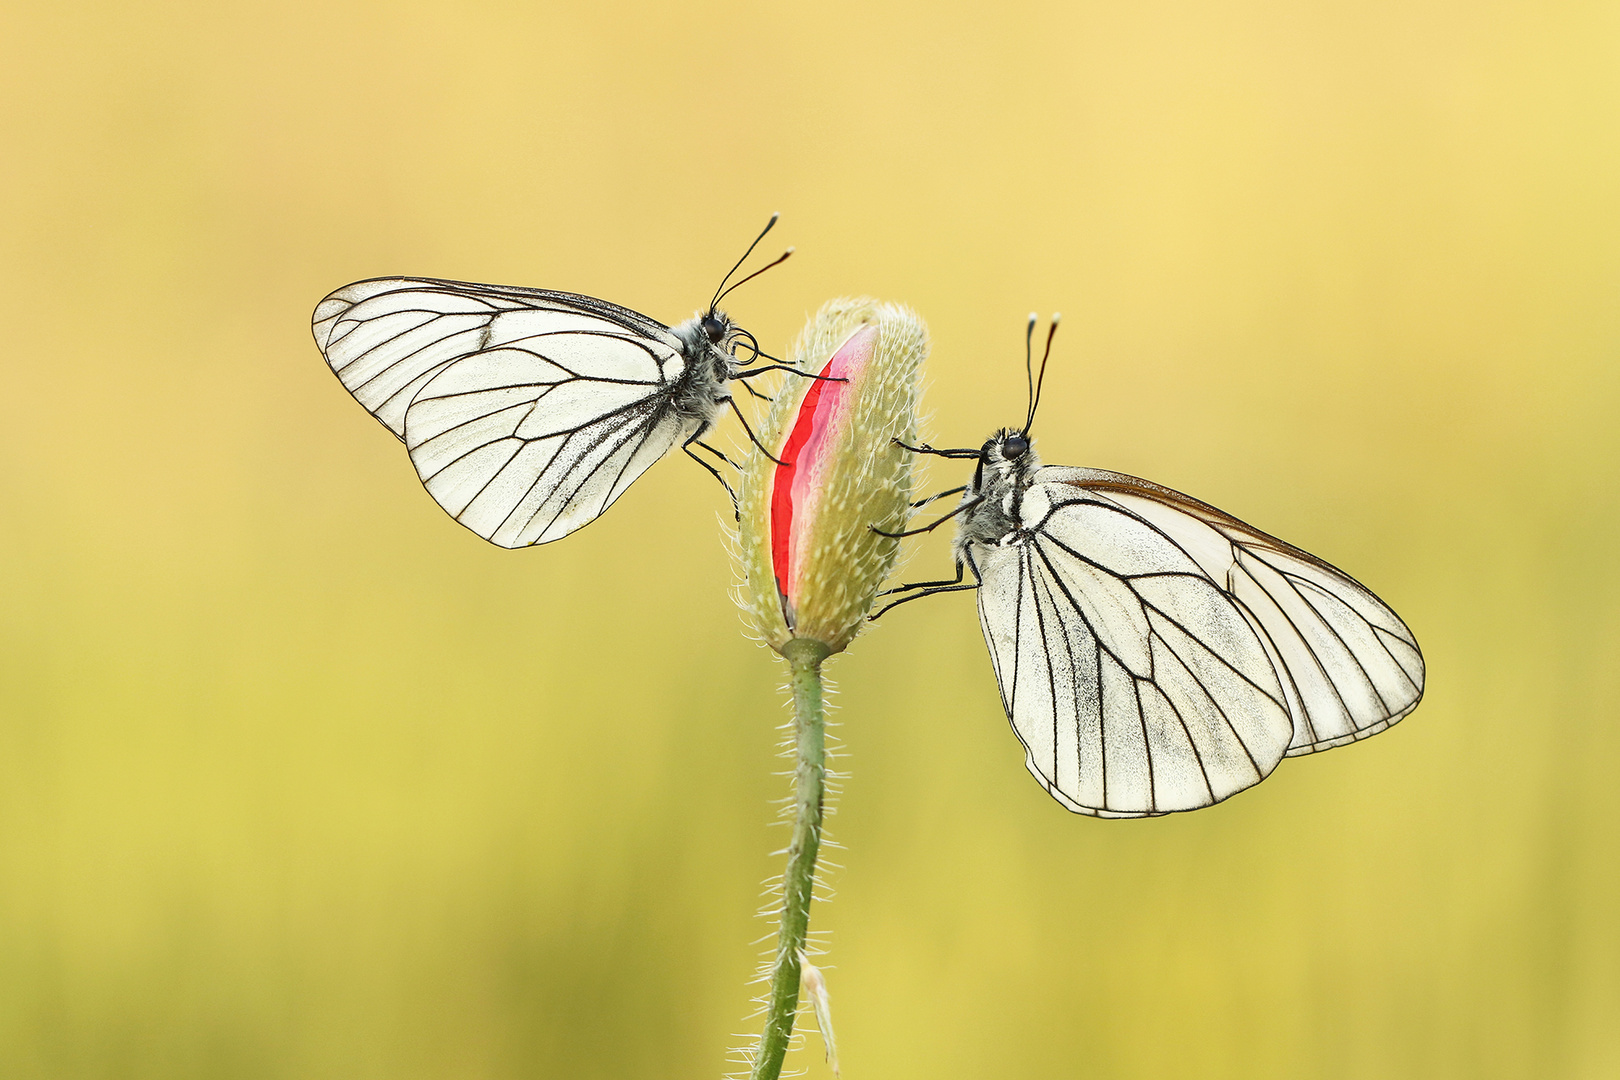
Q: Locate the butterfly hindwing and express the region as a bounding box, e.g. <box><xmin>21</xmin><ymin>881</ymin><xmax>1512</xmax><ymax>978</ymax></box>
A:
<box><xmin>410</xmin><ymin>376</ymin><xmax>688</xmax><ymax>548</ymax></box>
<box><xmin>1045</xmin><ymin>468</ymin><xmax>1425</xmax><ymax>757</ymax></box>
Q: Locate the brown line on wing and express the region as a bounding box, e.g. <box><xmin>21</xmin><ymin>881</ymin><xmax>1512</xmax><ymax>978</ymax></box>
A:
<box><xmin>1052</xmin><ymin>467</ymin><xmax>1353</xmax><ymax>583</ymax></box>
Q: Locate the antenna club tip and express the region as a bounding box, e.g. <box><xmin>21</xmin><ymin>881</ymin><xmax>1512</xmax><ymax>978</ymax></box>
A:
<box><xmin>1027</xmin><ymin>311</ymin><xmax>1038</xmax><ymax>324</ymax></box>
<box><xmin>784</xmin><ymin>246</ymin><xmax>796</xmax><ymax>255</ymax></box>
<box><xmin>1050</xmin><ymin>312</ymin><xmax>1062</xmax><ymax>325</ymax></box>
<box><xmin>768</xmin><ymin>211</ymin><xmax>781</xmax><ymax>222</ymax></box>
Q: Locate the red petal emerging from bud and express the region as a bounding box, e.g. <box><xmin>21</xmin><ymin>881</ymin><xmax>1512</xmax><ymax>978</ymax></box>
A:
<box><xmin>770</xmin><ymin>325</ymin><xmax>878</xmax><ymax>627</ymax></box>
<box><xmin>735</xmin><ymin>297</ymin><xmax>926</xmax><ymax>655</ymax></box>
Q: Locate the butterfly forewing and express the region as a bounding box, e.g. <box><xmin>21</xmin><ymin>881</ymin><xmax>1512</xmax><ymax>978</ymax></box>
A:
<box><xmin>974</xmin><ymin>484</ymin><xmax>1297</xmax><ymax>817</ymax></box>
<box><xmin>314</xmin><ymin>276</ymin><xmax>709</xmax><ymax>548</ymax></box>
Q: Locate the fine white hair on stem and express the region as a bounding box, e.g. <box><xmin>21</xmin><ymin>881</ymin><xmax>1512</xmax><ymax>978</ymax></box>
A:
<box><xmin>732</xmin><ymin>644</ymin><xmax>845</xmax><ymax>1080</ymax></box>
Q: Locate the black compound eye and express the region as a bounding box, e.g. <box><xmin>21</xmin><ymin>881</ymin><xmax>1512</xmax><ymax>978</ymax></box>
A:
<box><xmin>1003</xmin><ymin>434</ymin><xmax>1030</xmax><ymax>459</ymax></box>
<box><xmin>701</xmin><ymin>315</ymin><xmax>726</xmax><ymax>344</ymax></box>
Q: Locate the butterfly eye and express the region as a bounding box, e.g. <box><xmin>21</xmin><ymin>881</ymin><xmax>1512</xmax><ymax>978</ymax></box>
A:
<box><xmin>1002</xmin><ymin>434</ymin><xmax>1030</xmax><ymax>459</ymax></box>
<box><xmin>702</xmin><ymin>315</ymin><xmax>727</xmax><ymax>344</ymax></box>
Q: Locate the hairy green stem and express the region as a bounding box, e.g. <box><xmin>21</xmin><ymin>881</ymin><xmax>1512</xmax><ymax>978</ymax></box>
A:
<box><xmin>751</xmin><ymin>637</ymin><xmax>831</xmax><ymax>1080</ymax></box>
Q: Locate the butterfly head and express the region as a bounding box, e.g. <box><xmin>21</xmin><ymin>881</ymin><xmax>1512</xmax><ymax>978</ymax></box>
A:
<box><xmin>675</xmin><ymin>308</ymin><xmax>748</xmax><ymax>387</ymax></box>
<box><xmin>691</xmin><ymin>306</ymin><xmax>761</xmax><ymax>365</ymax></box>
<box><xmin>981</xmin><ymin>427</ymin><xmax>1041</xmax><ymax>475</ymax></box>
<box><xmin>953</xmin><ymin>427</ymin><xmax>1040</xmax><ymax>548</ymax></box>
<box><xmin>700</xmin><ymin>309</ymin><xmax>732</xmax><ymax>346</ymax></box>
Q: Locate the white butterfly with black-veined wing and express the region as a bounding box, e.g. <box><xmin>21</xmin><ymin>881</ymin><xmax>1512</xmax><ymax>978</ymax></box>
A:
<box><xmin>880</xmin><ymin>316</ymin><xmax>1425</xmax><ymax>817</ymax></box>
<box><xmin>312</xmin><ymin>217</ymin><xmax>793</xmax><ymax>548</ymax></box>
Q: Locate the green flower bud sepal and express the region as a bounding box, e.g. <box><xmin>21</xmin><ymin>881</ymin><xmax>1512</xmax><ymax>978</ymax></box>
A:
<box><xmin>736</xmin><ymin>297</ymin><xmax>928</xmax><ymax>656</ymax></box>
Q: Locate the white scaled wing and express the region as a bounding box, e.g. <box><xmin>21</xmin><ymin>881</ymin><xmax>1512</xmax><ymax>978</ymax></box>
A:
<box><xmin>972</xmin><ymin>467</ymin><xmax>1423</xmax><ymax>817</ymax></box>
<box><xmin>313</xmin><ymin>277</ymin><xmax>703</xmax><ymax>547</ymax></box>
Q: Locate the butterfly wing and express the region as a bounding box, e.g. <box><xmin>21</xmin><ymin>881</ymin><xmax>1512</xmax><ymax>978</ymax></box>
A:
<box><xmin>313</xmin><ymin>277</ymin><xmax>703</xmax><ymax>547</ymax></box>
<box><xmin>971</xmin><ymin>466</ymin><xmax>1423</xmax><ymax>817</ymax></box>
<box><xmin>1049</xmin><ymin>468</ymin><xmax>1426</xmax><ymax>755</ymax></box>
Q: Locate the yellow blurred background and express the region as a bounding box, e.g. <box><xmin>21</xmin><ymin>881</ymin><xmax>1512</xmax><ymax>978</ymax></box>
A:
<box><xmin>2</xmin><ymin>1</ymin><xmax>1616</xmax><ymax>1077</ymax></box>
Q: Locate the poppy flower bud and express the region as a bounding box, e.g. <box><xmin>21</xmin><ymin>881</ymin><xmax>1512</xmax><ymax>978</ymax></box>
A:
<box><xmin>736</xmin><ymin>298</ymin><xmax>927</xmax><ymax>654</ymax></box>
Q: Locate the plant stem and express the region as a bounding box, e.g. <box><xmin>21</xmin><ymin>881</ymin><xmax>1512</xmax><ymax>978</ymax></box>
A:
<box><xmin>751</xmin><ymin>637</ymin><xmax>831</xmax><ymax>1080</ymax></box>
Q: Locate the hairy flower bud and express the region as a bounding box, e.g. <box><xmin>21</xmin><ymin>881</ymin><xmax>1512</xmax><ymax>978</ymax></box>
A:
<box><xmin>736</xmin><ymin>298</ymin><xmax>927</xmax><ymax>654</ymax></box>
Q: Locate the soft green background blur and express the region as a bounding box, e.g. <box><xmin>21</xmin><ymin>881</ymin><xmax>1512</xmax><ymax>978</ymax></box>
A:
<box><xmin>2</xmin><ymin>1</ymin><xmax>1616</xmax><ymax>1077</ymax></box>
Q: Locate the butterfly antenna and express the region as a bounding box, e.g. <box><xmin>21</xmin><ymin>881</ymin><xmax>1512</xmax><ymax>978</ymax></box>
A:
<box><xmin>709</xmin><ymin>212</ymin><xmax>786</xmax><ymax>312</ymax></box>
<box><xmin>1021</xmin><ymin>312</ymin><xmax>1038</xmax><ymax>433</ymax></box>
<box><xmin>1025</xmin><ymin>313</ymin><xmax>1061</xmax><ymax>436</ymax></box>
<box><xmin>714</xmin><ymin>247</ymin><xmax>794</xmax><ymax>308</ymax></box>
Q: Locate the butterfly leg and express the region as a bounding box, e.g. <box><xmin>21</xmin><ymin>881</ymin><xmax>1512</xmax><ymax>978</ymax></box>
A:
<box><xmin>870</xmin><ymin>496</ymin><xmax>983</xmax><ymax>539</ymax></box>
<box><xmin>737</xmin><ymin>378</ymin><xmax>773</xmax><ymax>402</ymax></box>
<box><xmin>910</xmin><ymin>484</ymin><xmax>968</xmax><ymax>509</ymax></box>
<box><xmin>723</xmin><ymin>396</ymin><xmax>789</xmax><ymax>466</ymax></box>
<box><xmin>733</xmin><ymin>364</ymin><xmax>847</xmax><ymax>383</ymax></box>
<box><xmin>869</xmin><ymin>562</ymin><xmax>979</xmax><ymax>620</ymax></box>
<box><xmin>878</xmin><ymin>559</ymin><xmax>966</xmax><ymax>595</ymax></box>
<box><xmin>693</xmin><ymin>440</ymin><xmax>742</xmax><ymax>470</ymax></box>
<box><xmin>893</xmin><ymin>438</ymin><xmax>981</xmax><ymax>460</ymax></box>
<box><xmin>682</xmin><ymin>434</ymin><xmax>740</xmax><ymax>518</ymax></box>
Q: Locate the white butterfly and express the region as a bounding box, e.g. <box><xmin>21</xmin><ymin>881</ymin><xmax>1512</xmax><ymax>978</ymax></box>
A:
<box><xmin>312</xmin><ymin>218</ymin><xmax>791</xmax><ymax>548</ymax></box>
<box><xmin>882</xmin><ymin>316</ymin><xmax>1425</xmax><ymax>817</ymax></box>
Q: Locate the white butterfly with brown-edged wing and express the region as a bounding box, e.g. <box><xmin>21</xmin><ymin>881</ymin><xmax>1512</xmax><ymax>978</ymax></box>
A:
<box><xmin>312</xmin><ymin>216</ymin><xmax>794</xmax><ymax>548</ymax></box>
<box><xmin>878</xmin><ymin>316</ymin><xmax>1425</xmax><ymax>817</ymax></box>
